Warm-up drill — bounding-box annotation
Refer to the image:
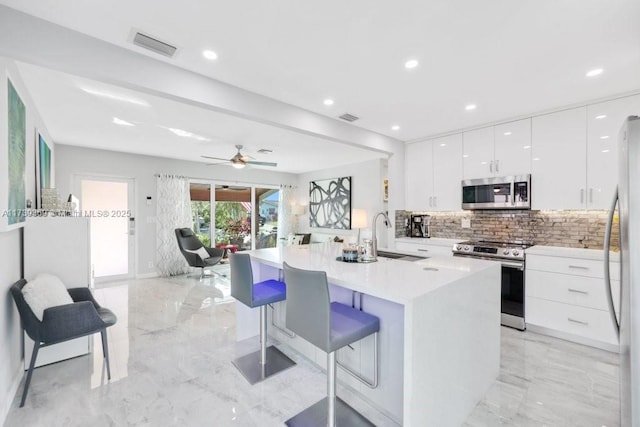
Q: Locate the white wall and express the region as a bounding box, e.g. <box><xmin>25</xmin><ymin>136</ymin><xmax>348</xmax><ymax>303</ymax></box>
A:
<box><xmin>54</xmin><ymin>145</ymin><xmax>298</xmax><ymax>277</ymax></box>
<box><xmin>296</xmin><ymin>158</ymin><xmax>393</xmax><ymax>248</ymax></box>
<box><xmin>0</xmin><ymin>58</ymin><xmax>54</xmax><ymax>423</ymax></box>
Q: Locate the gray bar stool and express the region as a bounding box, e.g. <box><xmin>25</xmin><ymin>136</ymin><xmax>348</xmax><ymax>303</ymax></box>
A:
<box><xmin>283</xmin><ymin>262</ymin><xmax>380</xmax><ymax>427</ymax></box>
<box><xmin>230</xmin><ymin>253</ymin><xmax>296</xmax><ymax>384</ymax></box>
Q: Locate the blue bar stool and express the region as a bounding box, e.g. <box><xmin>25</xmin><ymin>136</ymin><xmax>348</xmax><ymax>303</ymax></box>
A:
<box><xmin>283</xmin><ymin>262</ymin><xmax>380</xmax><ymax>427</ymax></box>
<box><xmin>230</xmin><ymin>253</ymin><xmax>296</xmax><ymax>384</ymax></box>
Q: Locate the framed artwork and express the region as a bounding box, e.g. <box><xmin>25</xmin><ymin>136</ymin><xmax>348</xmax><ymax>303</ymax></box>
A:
<box><xmin>309</xmin><ymin>176</ymin><xmax>351</xmax><ymax>229</ymax></box>
<box><xmin>36</xmin><ymin>132</ymin><xmax>52</xmax><ymax>209</ymax></box>
<box><xmin>1</xmin><ymin>78</ymin><xmax>27</xmax><ymax>231</ymax></box>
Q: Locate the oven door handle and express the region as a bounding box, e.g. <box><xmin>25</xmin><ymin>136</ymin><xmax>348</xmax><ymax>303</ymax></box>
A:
<box><xmin>501</xmin><ymin>261</ymin><xmax>525</xmax><ymax>271</ymax></box>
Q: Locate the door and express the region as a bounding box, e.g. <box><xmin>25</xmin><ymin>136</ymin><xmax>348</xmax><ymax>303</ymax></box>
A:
<box><xmin>254</xmin><ymin>187</ymin><xmax>279</xmax><ymax>249</ymax></box>
<box><xmin>213</xmin><ymin>185</ymin><xmax>253</xmax><ymax>251</ymax></box>
<box><xmin>462</xmin><ymin>126</ymin><xmax>494</xmax><ymax>179</ymax></box>
<box><xmin>494</xmin><ymin>118</ymin><xmax>532</xmax><ymax>177</ymax></box>
<box><xmin>77</xmin><ymin>176</ymin><xmax>135</xmax><ymax>283</ymax></box>
<box><xmin>405</xmin><ymin>140</ymin><xmax>433</xmax><ymax>211</ymax></box>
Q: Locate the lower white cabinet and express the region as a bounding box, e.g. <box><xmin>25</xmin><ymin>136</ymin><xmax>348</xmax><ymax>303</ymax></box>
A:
<box><xmin>394</xmin><ymin>238</ymin><xmax>458</xmax><ymax>257</ymax></box>
<box><xmin>526</xmin><ymin>247</ymin><xmax>620</xmax><ymax>351</ymax></box>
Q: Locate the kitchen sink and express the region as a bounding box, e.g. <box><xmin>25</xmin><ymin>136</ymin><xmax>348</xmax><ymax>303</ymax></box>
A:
<box><xmin>376</xmin><ymin>250</ymin><xmax>427</xmax><ymax>262</ymax></box>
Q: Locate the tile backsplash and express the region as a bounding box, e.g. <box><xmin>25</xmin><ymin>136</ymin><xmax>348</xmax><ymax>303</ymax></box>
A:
<box><xmin>395</xmin><ymin>210</ymin><xmax>619</xmax><ymax>250</ymax></box>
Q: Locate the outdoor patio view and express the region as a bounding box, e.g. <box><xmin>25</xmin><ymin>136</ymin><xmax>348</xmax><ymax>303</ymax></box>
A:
<box><xmin>190</xmin><ymin>183</ymin><xmax>279</xmax><ymax>252</ymax></box>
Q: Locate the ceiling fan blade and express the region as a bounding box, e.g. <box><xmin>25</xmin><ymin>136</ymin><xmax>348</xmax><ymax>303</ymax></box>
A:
<box><xmin>205</xmin><ymin>162</ymin><xmax>229</xmax><ymax>166</ymax></box>
<box><xmin>246</xmin><ymin>160</ymin><xmax>278</xmax><ymax>167</ymax></box>
<box><xmin>201</xmin><ymin>155</ymin><xmax>230</xmax><ymax>161</ymax></box>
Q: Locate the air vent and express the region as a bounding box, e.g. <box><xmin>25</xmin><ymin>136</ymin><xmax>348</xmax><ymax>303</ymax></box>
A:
<box><xmin>133</xmin><ymin>32</ymin><xmax>177</xmax><ymax>58</ymax></box>
<box><xmin>257</xmin><ymin>149</ymin><xmax>273</xmax><ymax>154</ymax></box>
<box><xmin>339</xmin><ymin>113</ymin><xmax>359</xmax><ymax>122</ymax></box>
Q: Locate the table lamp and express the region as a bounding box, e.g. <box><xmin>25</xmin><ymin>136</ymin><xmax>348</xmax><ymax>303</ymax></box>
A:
<box><xmin>351</xmin><ymin>209</ymin><xmax>368</xmax><ymax>245</ymax></box>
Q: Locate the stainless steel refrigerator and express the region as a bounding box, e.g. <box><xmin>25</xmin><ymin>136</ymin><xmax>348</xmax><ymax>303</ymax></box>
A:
<box><xmin>605</xmin><ymin>115</ymin><xmax>640</xmax><ymax>426</ymax></box>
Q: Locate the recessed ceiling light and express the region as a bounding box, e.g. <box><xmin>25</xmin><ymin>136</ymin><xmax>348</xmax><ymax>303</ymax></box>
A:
<box><xmin>595</xmin><ymin>114</ymin><xmax>607</xmax><ymax>119</ymax></box>
<box><xmin>80</xmin><ymin>86</ymin><xmax>149</xmax><ymax>106</ymax></box>
<box><xmin>112</xmin><ymin>117</ymin><xmax>134</xmax><ymax>126</ymax></box>
<box><xmin>166</xmin><ymin>127</ymin><xmax>210</xmax><ymax>141</ymax></box>
<box><xmin>462</xmin><ymin>154</ymin><xmax>469</xmax><ymax>158</ymax></box>
<box><xmin>602</xmin><ymin>149</ymin><xmax>610</xmax><ymax>153</ymax></box>
<box><xmin>586</xmin><ymin>68</ymin><xmax>603</xmax><ymax>77</ymax></box>
<box><xmin>533</xmin><ymin>157</ymin><xmax>540</xmax><ymax>161</ymax></box>
<box><xmin>523</xmin><ymin>145</ymin><xmax>531</xmax><ymax>149</ymax></box>
<box><xmin>465</xmin><ymin>104</ymin><xmax>477</xmax><ymax>111</ymax></box>
<box><xmin>440</xmin><ymin>143</ymin><xmax>447</xmax><ymax>147</ymax></box>
<box><xmin>202</xmin><ymin>50</ymin><xmax>218</xmax><ymax>60</ymax></box>
<box><xmin>404</xmin><ymin>59</ymin><xmax>419</xmax><ymax>69</ymax></box>
<box><xmin>600</xmin><ymin>135</ymin><xmax>610</xmax><ymax>139</ymax></box>
<box><xmin>503</xmin><ymin>131</ymin><xmax>512</xmax><ymax>136</ymax></box>
<box><xmin>391</xmin><ymin>125</ymin><xmax>400</xmax><ymax>131</ymax></box>
<box><xmin>323</xmin><ymin>99</ymin><xmax>334</xmax><ymax>106</ymax></box>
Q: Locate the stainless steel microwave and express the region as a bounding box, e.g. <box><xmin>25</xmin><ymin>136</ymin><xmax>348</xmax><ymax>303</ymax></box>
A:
<box><xmin>462</xmin><ymin>174</ymin><xmax>531</xmax><ymax>210</ymax></box>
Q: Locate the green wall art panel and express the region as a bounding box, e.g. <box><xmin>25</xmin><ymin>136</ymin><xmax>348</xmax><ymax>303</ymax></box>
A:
<box><xmin>7</xmin><ymin>79</ymin><xmax>26</xmax><ymax>225</ymax></box>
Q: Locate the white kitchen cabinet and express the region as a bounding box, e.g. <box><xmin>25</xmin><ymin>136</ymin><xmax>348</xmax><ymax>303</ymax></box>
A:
<box><xmin>531</xmin><ymin>107</ymin><xmax>587</xmax><ymax>210</ymax></box>
<box><xmin>586</xmin><ymin>94</ymin><xmax>640</xmax><ymax>209</ymax></box>
<box><xmin>462</xmin><ymin>127</ymin><xmax>494</xmax><ymax>179</ymax></box>
<box><xmin>24</xmin><ymin>216</ymin><xmax>92</xmax><ymax>368</ymax></box>
<box><xmin>405</xmin><ymin>139</ymin><xmax>433</xmax><ymax>212</ymax></box>
<box><xmin>493</xmin><ymin>119</ymin><xmax>532</xmax><ymax>176</ymax></box>
<box><xmin>394</xmin><ymin>237</ymin><xmax>459</xmax><ymax>257</ymax></box>
<box><xmin>463</xmin><ymin>119</ymin><xmax>532</xmax><ymax>180</ymax></box>
<box><xmin>526</xmin><ymin>248</ymin><xmax>620</xmax><ymax>351</ymax></box>
<box><xmin>405</xmin><ymin>134</ymin><xmax>462</xmax><ymax>211</ymax></box>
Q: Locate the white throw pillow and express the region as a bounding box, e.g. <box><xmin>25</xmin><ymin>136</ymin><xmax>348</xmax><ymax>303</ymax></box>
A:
<box><xmin>22</xmin><ymin>273</ymin><xmax>74</xmax><ymax>321</ymax></box>
<box><xmin>187</xmin><ymin>247</ymin><xmax>210</xmax><ymax>260</ymax></box>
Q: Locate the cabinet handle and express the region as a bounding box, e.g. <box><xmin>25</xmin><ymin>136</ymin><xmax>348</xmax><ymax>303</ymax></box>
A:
<box><xmin>417</xmin><ymin>248</ymin><xmax>429</xmax><ymax>252</ymax></box>
<box><xmin>568</xmin><ymin>265</ymin><xmax>589</xmax><ymax>270</ymax></box>
<box><xmin>429</xmin><ymin>196</ymin><xmax>433</xmax><ymax>207</ymax></box>
<box><xmin>568</xmin><ymin>317</ymin><xmax>589</xmax><ymax>326</ymax></box>
<box><xmin>580</xmin><ymin>189</ymin><xmax>584</xmax><ymax>204</ymax></box>
<box><xmin>589</xmin><ymin>188</ymin><xmax>593</xmax><ymax>204</ymax></box>
<box><xmin>490</xmin><ymin>161</ymin><xmax>494</xmax><ymax>173</ymax></box>
<box><xmin>433</xmin><ymin>196</ymin><xmax>437</xmax><ymax>207</ymax></box>
<box><xmin>568</xmin><ymin>288</ymin><xmax>589</xmax><ymax>295</ymax></box>
<box><xmin>496</xmin><ymin>159</ymin><xmax>500</xmax><ymax>172</ymax></box>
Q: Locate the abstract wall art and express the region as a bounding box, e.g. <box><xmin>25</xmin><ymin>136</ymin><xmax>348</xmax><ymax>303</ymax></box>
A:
<box><xmin>2</xmin><ymin>78</ymin><xmax>27</xmax><ymax>230</ymax></box>
<box><xmin>309</xmin><ymin>176</ymin><xmax>351</xmax><ymax>229</ymax></box>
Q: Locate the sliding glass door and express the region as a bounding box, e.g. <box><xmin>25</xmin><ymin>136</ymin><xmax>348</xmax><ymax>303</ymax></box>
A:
<box><xmin>254</xmin><ymin>187</ymin><xmax>279</xmax><ymax>249</ymax></box>
<box><xmin>213</xmin><ymin>185</ymin><xmax>252</xmax><ymax>251</ymax></box>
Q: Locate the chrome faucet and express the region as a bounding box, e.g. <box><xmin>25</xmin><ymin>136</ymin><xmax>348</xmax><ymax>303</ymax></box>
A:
<box><xmin>371</xmin><ymin>211</ymin><xmax>391</xmax><ymax>259</ymax></box>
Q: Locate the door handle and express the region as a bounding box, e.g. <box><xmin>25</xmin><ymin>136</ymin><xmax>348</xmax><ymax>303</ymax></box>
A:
<box><xmin>490</xmin><ymin>161</ymin><xmax>493</xmax><ymax>173</ymax></box>
<box><xmin>496</xmin><ymin>159</ymin><xmax>500</xmax><ymax>172</ymax></box>
<box><xmin>580</xmin><ymin>189</ymin><xmax>584</xmax><ymax>204</ymax></box>
<box><xmin>568</xmin><ymin>265</ymin><xmax>589</xmax><ymax>270</ymax></box>
<box><xmin>568</xmin><ymin>318</ymin><xmax>589</xmax><ymax>326</ymax></box>
<box><xmin>429</xmin><ymin>196</ymin><xmax>433</xmax><ymax>207</ymax></box>
<box><xmin>568</xmin><ymin>288</ymin><xmax>588</xmax><ymax>295</ymax></box>
<box><xmin>589</xmin><ymin>188</ymin><xmax>593</xmax><ymax>204</ymax></box>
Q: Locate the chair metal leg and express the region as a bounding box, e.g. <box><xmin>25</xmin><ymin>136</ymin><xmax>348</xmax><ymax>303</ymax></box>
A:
<box><xmin>327</xmin><ymin>351</ymin><xmax>337</xmax><ymax>427</ymax></box>
<box><xmin>101</xmin><ymin>329</ymin><xmax>112</xmax><ymax>380</ymax></box>
<box><xmin>260</xmin><ymin>305</ymin><xmax>267</xmax><ymax>365</ymax></box>
<box><xmin>20</xmin><ymin>341</ymin><xmax>40</xmax><ymax>407</ymax></box>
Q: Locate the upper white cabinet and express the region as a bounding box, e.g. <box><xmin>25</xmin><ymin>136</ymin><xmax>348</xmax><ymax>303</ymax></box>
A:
<box><xmin>463</xmin><ymin>119</ymin><xmax>532</xmax><ymax>179</ymax></box>
<box><xmin>405</xmin><ymin>139</ymin><xmax>434</xmax><ymax>211</ymax></box>
<box><xmin>531</xmin><ymin>107</ymin><xmax>587</xmax><ymax>210</ymax></box>
<box><xmin>586</xmin><ymin>95</ymin><xmax>640</xmax><ymax>209</ymax></box>
<box><xmin>405</xmin><ymin>134</ymin><xmax>462</xmax><ymax>211</ymax></box>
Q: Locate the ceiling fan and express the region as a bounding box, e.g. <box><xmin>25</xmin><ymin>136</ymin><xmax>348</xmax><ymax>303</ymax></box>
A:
<box><xmin>201</xmin><ymin>145</ymin><xmax>277</xmax><ymax>169</ymax></box>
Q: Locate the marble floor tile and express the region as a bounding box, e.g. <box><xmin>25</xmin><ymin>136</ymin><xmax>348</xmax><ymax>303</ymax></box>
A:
<box><xmin>4</xmin><ymin>271</ymin><xmax>621</xmax><ymax>427</ymax></box>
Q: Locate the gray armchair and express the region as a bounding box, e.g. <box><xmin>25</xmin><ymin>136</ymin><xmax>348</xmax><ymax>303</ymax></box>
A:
<box><xmin>175</xmin><ymin>228</ymin><xmax>225</xmax><ymax>278</ymax></box>
<box><xmin>10</xmin><ymin>279</ymin><xmax>117</xmax><ymax>407</ymax></box>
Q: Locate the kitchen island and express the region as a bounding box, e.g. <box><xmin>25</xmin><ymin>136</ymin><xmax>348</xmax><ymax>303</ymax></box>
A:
<box><xmin>237</xmin><ymin>242</ymin><xmax>501</xmax><ymax>426</ymax></box>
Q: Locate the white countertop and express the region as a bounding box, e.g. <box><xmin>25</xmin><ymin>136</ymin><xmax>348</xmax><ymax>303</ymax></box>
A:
<box><xmin>527</xmin><ymin>245</ymin><xmax>621</xmax><ymax>262</ymax></box>
<box><xmin>247</xmin><ymin>242</ymin><xmax>499</xmax><ymax>305</ymax></box>
<box><xmin>395</xmin><ymin>237</ymin><xmax>463</xmax><ymax>247</ymax></box>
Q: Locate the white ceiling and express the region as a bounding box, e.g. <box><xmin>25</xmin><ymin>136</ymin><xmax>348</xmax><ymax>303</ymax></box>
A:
<box><xmin>2</xmin><ymin>1</ymin><xmax>640</xmax><ymax>170</ymax></box>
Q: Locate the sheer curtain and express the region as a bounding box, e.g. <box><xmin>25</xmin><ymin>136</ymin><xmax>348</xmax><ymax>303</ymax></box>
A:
<box><xmin>277</xmin><ymin>185</ymin><xmax>296</xmax><ymax>244</ymax></box>
<box><xmin>156</xmin><ymin>174</ymin><xmax>193</xmax><ymax>276</ymax></box>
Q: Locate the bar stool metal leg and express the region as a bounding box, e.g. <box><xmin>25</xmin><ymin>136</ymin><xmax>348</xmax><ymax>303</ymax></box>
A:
<box><xmin>232</xmin><ymin>305</ymin><xmax>296</xmax><ymax>385</ymax></box>
<box><xmin>327</xmin><ymin>352</ymin><xmax>336</xmax><ymax>427</ymax></box>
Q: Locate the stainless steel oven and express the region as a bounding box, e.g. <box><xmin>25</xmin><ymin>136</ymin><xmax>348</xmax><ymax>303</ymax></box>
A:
<box><xmin>452</xmin><ymin>240</ymin><xmax>529</xmax><ymax>330</ymax></box>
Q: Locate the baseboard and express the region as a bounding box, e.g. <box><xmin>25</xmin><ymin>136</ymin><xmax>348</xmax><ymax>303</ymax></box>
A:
<box><xmin>136</xmin><ymin>272</ymin><xmax>159</xmax><ymax>279</ymax></box>
<box><xmin>526</xmin><ymin>324</ymin><xmax>620</xmax><ymax>353</ymax></box>
<box><xmin>1</xmin><ymin>365</ymin><xmax>23</xmax><ymax>425</ymax></box>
